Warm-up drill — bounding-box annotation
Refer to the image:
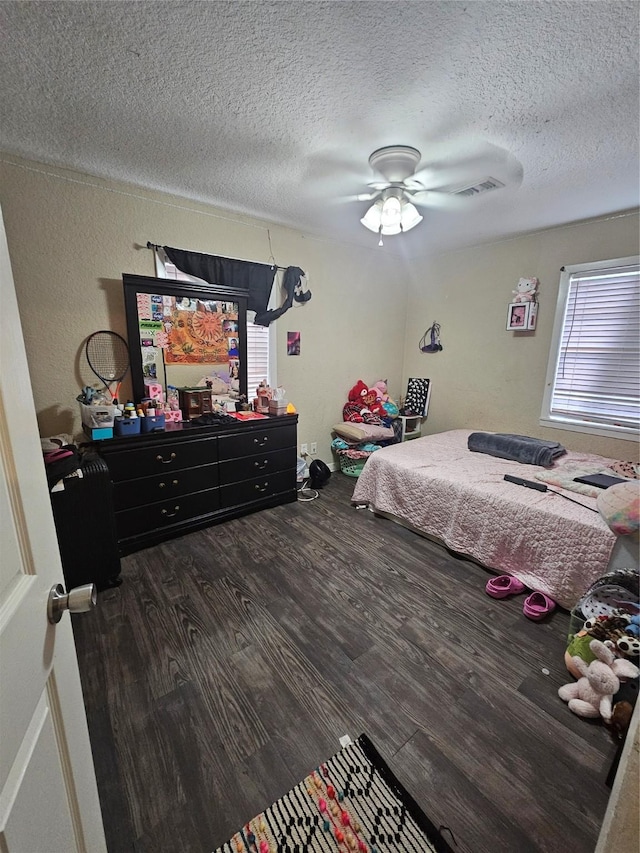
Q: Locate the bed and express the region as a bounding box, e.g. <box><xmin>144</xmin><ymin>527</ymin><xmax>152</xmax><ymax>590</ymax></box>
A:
<box><xmin>350</xmin><ymin>429</ymin><xmax>638</xmax><ymax>609</ymax></box>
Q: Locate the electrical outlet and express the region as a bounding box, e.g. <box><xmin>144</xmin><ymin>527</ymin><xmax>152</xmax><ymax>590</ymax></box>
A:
<box><xmin>310</xmin><ymin>442</ymin><xmax>317</xmax><ymax>454</ymax></box>
<box><xmin>300</xmin><ymin>443</ymin><xmax>308</xmax><ymax>456</ymax></box>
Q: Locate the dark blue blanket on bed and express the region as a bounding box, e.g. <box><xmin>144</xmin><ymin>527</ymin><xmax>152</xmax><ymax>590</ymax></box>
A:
<box><xmin>467</xmin><ymin>432</ymin><xmax>566</xmax><ymax>468</ymax></box>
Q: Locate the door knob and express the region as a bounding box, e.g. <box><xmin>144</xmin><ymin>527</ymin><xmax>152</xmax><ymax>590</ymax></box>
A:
<box><xmin>47</xmin><ymin>583</ymin><xmax>97</xmax><ymax>624</ymax></box>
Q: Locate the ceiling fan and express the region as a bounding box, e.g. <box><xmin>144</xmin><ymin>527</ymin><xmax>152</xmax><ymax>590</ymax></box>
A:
<box><xmin>357</xmin><ymin>143</ymin><xmax>522</xmax><ymax>242</ymax></box>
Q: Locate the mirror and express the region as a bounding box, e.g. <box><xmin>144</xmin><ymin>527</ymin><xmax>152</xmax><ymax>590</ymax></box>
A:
<box><xmin>123</xmin><ymin>273</ymin><xmax>248</xmax><ymax>407</ymax></box>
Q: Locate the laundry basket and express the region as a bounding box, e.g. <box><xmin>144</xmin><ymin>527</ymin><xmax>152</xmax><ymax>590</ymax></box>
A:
<box><xmin>337</xmin><ymin>452</ymin><xmax>370</xmax><ymax>478</ymax></box>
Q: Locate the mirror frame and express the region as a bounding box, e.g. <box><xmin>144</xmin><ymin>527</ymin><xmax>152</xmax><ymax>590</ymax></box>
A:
<box><xmin>122</xmin><ymin>273</ymin><xmax>248</xmax><ymax>404</ymax></box>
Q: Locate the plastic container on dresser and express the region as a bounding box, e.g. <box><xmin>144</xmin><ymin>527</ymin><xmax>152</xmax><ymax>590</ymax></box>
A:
<box><xmin>96</xmin><ymin>415</ymin><xmax>298</xmax><ymax>555</ymax></box>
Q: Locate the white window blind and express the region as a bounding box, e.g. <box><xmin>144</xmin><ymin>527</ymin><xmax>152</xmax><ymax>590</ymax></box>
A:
<box><xmin>547</xmin><ymin>262</ymin><xmax>639</xmax><ymax>432</ymax></box>
<box><xmin>246</xmin><ymin>313</ymin><xmax>270</xmax><ymax>397</ymax></box>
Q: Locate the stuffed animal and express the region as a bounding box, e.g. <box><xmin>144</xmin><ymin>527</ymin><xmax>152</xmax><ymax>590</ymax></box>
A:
<box><xmin>372</xmin><ymin>380</ymin><xmax>399</xmax><ymax>419</ymax></box>
<box><xmin>361</xmin><ymin>386</ymin><xmax>386</xmax><ymax>417</ymax></box>
<box><xmin>343</xmin><ymin>380</ymin><xmax>368</xmax><ymax>423</ymax></box>
<box><xmin>558</xmin><ymin>639</ymin><xmax>640</xmax><ymax>722</ymax></box>
<box><xmin>564</xmin><ymin>614</ymin><xmax>636</xmax><ymax>677</ymax></box>
<box><xmin>373</xmin><ymin>380</ymin><xmax>390</xmax><ymax>402</ymax></box>
<box><xmin>609</xmin><ymin>677</ymin><xmax>639</xmax><ymax>739</ymax></box>
<box><xmin>512</xmin><ymin>277</ymin><xmax>539</xmax><ymax>303</ymax></box>
<box><xmin>382</xmin><ymin>399</ymin><xmax>399</xmax><ymax>419</ymax></box>
<box><xmin>342</xmin><ymin>380</ymin><xmax>383</xmax><ymax>425</ymax></box>
<box><xmin>349</xmin><ymin>380</ymin><xmax>368</xmax><ymax>402</ymax></box>
<box><xmin>625</xmin><ymin>614</ymin><xmax>640</xmax><ymax>637</ymax></box>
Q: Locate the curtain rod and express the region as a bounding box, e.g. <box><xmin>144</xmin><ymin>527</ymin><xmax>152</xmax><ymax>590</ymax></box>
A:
<box><xmin>146</xmin><ymin>242</ymin><xmax>287</xmax><ymax>272</ymax></box>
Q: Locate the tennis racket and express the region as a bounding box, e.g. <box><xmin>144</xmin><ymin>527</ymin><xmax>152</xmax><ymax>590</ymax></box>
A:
<box><xmin>85</xmin><ymin>331</ymin><xmax>130</xmax><ymax>404</ymax></box>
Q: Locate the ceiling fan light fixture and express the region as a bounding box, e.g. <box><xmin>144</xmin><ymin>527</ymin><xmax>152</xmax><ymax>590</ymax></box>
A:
<box><xmin>360</xmin><ymin>199</ymin><xmax>384</xmax><ymax>232</ymax></box>
<box><xmin>360</xmin><ymin>192</ymin><xmax>423</xmax><ymax>237</ymax></box>
<box><xmin>400</xmin><ymin>201</ymin><xmax>423</xmax><ymax>231</ymax></box>
<box><xmin>380</xmin><ymin>194</ymin><xmax>402</xmax><ymax>229</ymax></box>
<box><xmin>368</xmin><ymin>146</ymin><xmax>422</xmax><ymax>183</ymax></box>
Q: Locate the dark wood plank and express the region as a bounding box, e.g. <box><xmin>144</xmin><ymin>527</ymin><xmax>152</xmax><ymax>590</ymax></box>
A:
<box><xmin>84</xmin><ymin>706</ymin><xmax>137</xmax><ymax>853</ymax></box>
<box><xmin>73</xmin><ymin>471</ymin><xmax>618</xmax><ymax>853</ymax></box>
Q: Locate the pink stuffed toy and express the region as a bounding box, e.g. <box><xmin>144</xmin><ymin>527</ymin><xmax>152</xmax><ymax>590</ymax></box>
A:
<box><xmin>373</xmin><ymin>380</ymin><xmax>390</xmax><ymax>402</ymax></box>
<box><xmin>372</xmin><ymin>379</ymin><xmax>399</xmax><ymax>419</ymax></box>
<box><xmin>512</xmin><ymin>277</ymin><xmax>539</xmax><ymax>303</ymax></box>
<box><xmin>558</xmin><ymin>638</ymin><xmax>639</xmax><ymax>722</ymax></box>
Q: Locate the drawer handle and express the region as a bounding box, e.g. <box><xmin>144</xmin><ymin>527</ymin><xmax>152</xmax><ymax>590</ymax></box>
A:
<box><xmin>156</xmin><ymin>452</ymin><xmax>177</xmax><ymax>464</ymax></box>
<box><xmin>254</xmin><ymin>482</ymin><xmax>269</xmax><ymax>493</ymax></box>
<box><xmin>254</xmin><ymin>459</ymin><xmax>269</xmax><ymax>470</ymax></box>
<box><xmin>158</xmin><ymin>479</ymin><xmax>179</xmax><ymax>489</ymax></box>
<box><xmin>253</xmin><ymin>436</ymin><xmax>269</xmax><ymax>447</ymax></box>
<box><xmin>161</xmin><ymin>505</ymin><xmax>180</xmax><ymax>518</ymax></box>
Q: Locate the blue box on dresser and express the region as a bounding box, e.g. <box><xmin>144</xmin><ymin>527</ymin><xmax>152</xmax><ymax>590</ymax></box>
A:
<box><xmin>140</xmin><ymin>413</ymin><xmax>166</xmax><ymax>433</ymax></box>
<box><xmin>114</xmin><ymin>417</ymin><xmax>141</xmax><ymax>437</ymax></box>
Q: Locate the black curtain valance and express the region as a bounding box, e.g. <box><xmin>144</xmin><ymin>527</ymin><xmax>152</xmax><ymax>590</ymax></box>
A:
<box><xmin>161</xmin><ymin>245</ymin><xmax>311</xmax><ymax>327</ymax></box>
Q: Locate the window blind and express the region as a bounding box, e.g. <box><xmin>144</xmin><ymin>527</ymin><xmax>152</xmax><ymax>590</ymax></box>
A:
<box><xmin>550</xmin><ymin>265</ymin><xmax>639</xmax><ymax>429</ymax></box>
<box><xmin>246</xmin><ymin>314</ymin><xmax>270</xmax><ymax>397</ymax></box>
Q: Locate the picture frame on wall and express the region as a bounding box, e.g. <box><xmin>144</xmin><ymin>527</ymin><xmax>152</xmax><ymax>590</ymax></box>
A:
<box><xmin>526</xmin><ymin>301</ymin><xmax>538</xmax><ymax>330</ymax></box>
<box><xmin>506</xmin><ymin>302</ymin><xmax>530</xmax><ymax>330</ymax></box>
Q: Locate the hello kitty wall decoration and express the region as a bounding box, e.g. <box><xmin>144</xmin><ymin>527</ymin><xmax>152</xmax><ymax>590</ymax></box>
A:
<box><xmin>512</xmin><ymin>277</ymin><xmax>539</xmax><ymax>303</ymax></box>
<box><xmin>506</xmin><ymin>277</ymin><xmax>539</xmax><ymax>330</ymax></box>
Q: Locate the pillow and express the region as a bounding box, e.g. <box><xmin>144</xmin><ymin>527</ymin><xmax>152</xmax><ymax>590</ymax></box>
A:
<box><xmin>534</xmin><ymin>463</ymin><xmax>626</xmax><ymax>498</ymax></box>
<box><xmin>332</xmin><ymin>422</ymin><xmax>395</xmax><ymax>442</ymax></box>
<box><xmin>597</xmin><ymin>481</ymin><xmax>640</xmax><ymax>535</ymax></box>
<box><xmin>608</xmin><ymin>460</ymin><xmax>640</xmax><ymax>479</ymax></box>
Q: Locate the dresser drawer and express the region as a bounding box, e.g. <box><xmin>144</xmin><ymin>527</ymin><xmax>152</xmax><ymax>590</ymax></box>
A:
<box><xmin>115</xmin><ymin>488</ymin><xmax>220</xmax><ymax>540</ymax></box>
<box><xmin>219</xmin><ymin>469</ymin><xmax>295</xmax><ymax>508</ymax></box>
<box><xmin>218</xmin><ymin>424</ymin><xmax>296</xmax><ymax>460</ymax></box>
<box><xmin>218</xmin><ymin>447</ymin><xmax>296</xmax><ymax>486</ymax></box>
<box><xmin>104</xmin><ymin>436</ymin><xmax>218</xmax><ymax>481</ymax></box>
<box><xmin>113</xmin><ymin>463</ymin><xmax>219</xmax><ymax>511</ymax></box>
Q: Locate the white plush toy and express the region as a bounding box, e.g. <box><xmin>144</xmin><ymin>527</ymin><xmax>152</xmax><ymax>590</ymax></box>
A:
<box><xmin>558</xmin><ymin>638</ymin><xmax>640</xmax><ymax>722</ymax></box>
<box><xmin>512</xmin><ymin>277</ymin><xmax>539</xmax><ymax>302</ymax></box>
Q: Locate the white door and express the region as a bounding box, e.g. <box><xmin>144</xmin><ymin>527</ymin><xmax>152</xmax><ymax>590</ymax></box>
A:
<box><xmin>0</xmin><ymin>205</ymin><xmax>107</xmax><ymax>852</ymax></box>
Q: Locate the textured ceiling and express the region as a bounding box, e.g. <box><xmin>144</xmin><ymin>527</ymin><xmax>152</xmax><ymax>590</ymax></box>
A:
<box><xmin>1</xmin><ymin>1</ymin><xmax>638</xmax><ymax>258</ymax></box>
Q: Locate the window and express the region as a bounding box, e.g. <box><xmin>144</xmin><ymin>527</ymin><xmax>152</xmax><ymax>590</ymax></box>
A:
<box><xmin>154</xmin><ymin>254</ymin><xmax>276</xmax><ymax>395</ymax></box>
<box><xmin>540</xmin><ymin>256</ymin><xmax>639</xmax><ymax>439</ymax></box>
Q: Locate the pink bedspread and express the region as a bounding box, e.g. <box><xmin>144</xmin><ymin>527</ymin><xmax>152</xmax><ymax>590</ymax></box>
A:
<box><xmin>351</xmin><ymin>429</ymin><xmax>618</xmax><ymax>609</ymax></box>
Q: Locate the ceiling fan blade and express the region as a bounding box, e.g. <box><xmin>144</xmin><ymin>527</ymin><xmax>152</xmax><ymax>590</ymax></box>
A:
<box><xmin>413</xmin><ymin>141</ymin><xmax>523</xmax><ymax>192</ymax></box>
<box><xmin>408</xmin><ymin>190</ymin><xmax>466</xmax><ymax>211</ymax></box>
<box><xmin>334</xmin><ymin>191</ymin><xmax>380</xmax><ymax>205</ymax></box>
<box><xmin>303</xmin><ymin>149</ymin><xmax>375</xmax><ymax>200</ymax></box>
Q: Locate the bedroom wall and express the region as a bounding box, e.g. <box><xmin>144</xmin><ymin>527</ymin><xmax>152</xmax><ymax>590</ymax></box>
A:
<box><xmin>2</xmin><ymin>153</ymin><xmax>636</xmax><ymax>464</ymax></box>
<box><xmin>0</xmin><ymin>154</ymin><xmax>409</xmax><ymax>463</ymax></box>
<box><xmin>402</xmin><ymin>210</ymin><xmax>640</xmax><ymax>461</ymax></box>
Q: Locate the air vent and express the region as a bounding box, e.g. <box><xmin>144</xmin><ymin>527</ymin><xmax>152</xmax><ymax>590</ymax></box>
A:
<box><xmin>453</xmin><ymin>177</ymin><xmax>505</xmax><ymax>197</ymax></box>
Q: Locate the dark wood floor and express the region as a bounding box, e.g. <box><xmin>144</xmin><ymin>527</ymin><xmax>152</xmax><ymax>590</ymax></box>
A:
<box><xmin>72</xmin><ymin>473</ymin><xmax>617</xmax><ymax>853</ymax></box>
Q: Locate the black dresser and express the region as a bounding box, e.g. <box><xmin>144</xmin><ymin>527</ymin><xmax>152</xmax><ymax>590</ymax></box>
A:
<box><xmin>96</xmin><ymin>415</ymin><xmax>298</xmax><ymax>555</ymax></box>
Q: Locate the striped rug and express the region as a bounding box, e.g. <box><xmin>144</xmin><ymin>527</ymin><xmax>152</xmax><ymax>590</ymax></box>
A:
<box><xmin>214</xmin><ymin>734</ymin><xmax>454</xmax><ymax>853</ymax></box>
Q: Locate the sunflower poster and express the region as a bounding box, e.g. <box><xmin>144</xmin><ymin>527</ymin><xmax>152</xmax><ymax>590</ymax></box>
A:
<box><xmin>144</xmin><ymin>297</ymin><xmax>239</xmax><ymax>365</ymax></box>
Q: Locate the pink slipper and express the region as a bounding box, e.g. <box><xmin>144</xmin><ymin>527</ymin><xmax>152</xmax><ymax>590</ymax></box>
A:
<box><xmin>523</xmin><ymin>591</ymin><xmax>556</xmax><ymax>621</ymax></box>
<box><xmin>485</xmin><ymin>575</ymin><xmax>526</xmax><ymax>599</ymax></box>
